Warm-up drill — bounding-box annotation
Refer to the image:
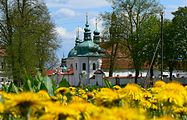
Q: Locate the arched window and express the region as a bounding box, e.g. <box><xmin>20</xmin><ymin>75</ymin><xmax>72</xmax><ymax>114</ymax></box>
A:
<box><xmin>1</xmin><ymin>62</ymin><xmax>4</xmax><ymax>69</ymax></box>
<box><xmin>76</xmin><ymin>63</ymin><xmax>77</xmax><ymax>70</ymax></box>
<box><xmin>82</xmin><ymin>63</ymin><xmax>86</xmax><ymax>70</ymax></box>
<box><xmin>93</xmin><ymin>63</ymin><xmax>96</xmax><ymax>70</ymax></box>
<box><xmin>70</xmin><ymin>64</ymin><xmax>73</xmax><ymax>68</ymax></box>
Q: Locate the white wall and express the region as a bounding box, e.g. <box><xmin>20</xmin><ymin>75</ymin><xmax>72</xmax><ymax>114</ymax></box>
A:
<box><xmin>66</xmin><ymin>56</ymin><xmax>100</xmax><ymax>86</ymax></box>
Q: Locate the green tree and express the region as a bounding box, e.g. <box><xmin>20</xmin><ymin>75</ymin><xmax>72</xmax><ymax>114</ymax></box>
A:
<box><xmin>0</xmin><ymin>0</ymin><xmax>58</xmax><ymax>85</ymax></box>
<box><xmin>101</xmin><ymin>12</ymin><xmax>125</xmax><ymax>77</ymax></box>
<box><xmin>138</xmin><ymin>16</ymin><xmax>160</xmax><ymax>82</ymax></box>
<box><xmin>161</xmin><ymin>7</ymin><xmax>187</xmax><ymax>80</ymax></box>
<box><xmin>172</xmin><ymin>7</ymin><xmax>187</xmax><ymax>61</ymax></box>
<box><xmin>106</xmin><ymin>0</ymin><xmax>162</xmax><ymax>83</ymax></box>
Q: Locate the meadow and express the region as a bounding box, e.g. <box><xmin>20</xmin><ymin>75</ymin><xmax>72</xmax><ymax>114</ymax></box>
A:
<box><xmin>0</xmin><ymin>79</ymin><xmax>187</xmax><ymax>120</ymax></box>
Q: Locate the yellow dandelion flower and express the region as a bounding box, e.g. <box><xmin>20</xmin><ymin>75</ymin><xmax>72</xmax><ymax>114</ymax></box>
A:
<box><xmin>71</xmin><ymin>96</ymin><xmax>87</xmax><ymax>103</ymax></box>
<box><xmin>154</xmin><ymin>80</ymin><xmax>166</xmax><ymax>88</ymax></box>
<box><xmin>154</xmin><ymin>115</ymin><xmax>176</xmax><ymax>120</ymax></box>
<box><xmin>94</xmin><ymin>88</ymin><xmax>119</xmax><ymax>106</ymax></box>
<box><xmin>155</xmin><ymin>82</ymin><xmax>187</xmax><ymax>107</ymax></box>
<box><xmin>55</xmin><ymin>87</ymin><xmax>69</xmax><ymax>95</ymax></box>
<box><xmin>37</xmin><ymin>90</ymin><xmax>51</xmax><ymax>101</ymax></box>
<box><xmin>5</xmin><ymin>92</ymin><xmax>42</xmax><ymax>108</ymax></box>
<box><xmin>140</xmin><ymin>100</ymin><xmax>152</xmax><ymax>108</ymax></box>
<box><xmin>91</xmin><ymin>107</ymin><xmax>146</xmax><ymax>120</ymax></box>
<box><xmin>78</xmin><ymin>89</ymin><xmax>86</xmax><ymax>95</ymax></box>
<box><xmin>119</xmin><ymin>83</ymin><xmax>143</xmax><ymax>101</ymax></box>
<box><xmin>69</xmin><ymin>87</ymin><xmax>76</xmax><ymax>95</ymax></box>
<box><xmin>38</xmin><ymin>114</ymin><xmax>55</xmax><ymax>120</ymax></box>
<box><xmin>0</xmin><ymin>103</ymin><xmax>4</xmax><ymax>113</ymax></box>
<box><xmin>68</xmin><ymin>102</ymin><xmax>99</xmax><ymax>119</ymax></box>
<box><xmin>4</xmin><ymin>92</ymin><xmax>43</xmax><ymax>117</ymax></box>
<box><xmin>143</xmin><ymin>91</ymin><xmax>152</xmax><ymax>99</ymax></box>
<box><xmin>87</xmin><ymin>92</ymin><xmax>95</xmax><ymax>100</ymax></box>
<box><xmin>44</xmin><ymin>101</ymin><xmax>79</xmax><ymax>120</ymax></box>
<box><xmin>173</xmin><ymin>106</ymin><xmax>187</xmax><ymax>115</ymax></box>
<box><xmin>113</xmin><ymin>85</ymin><xmax>121</xmax><ymax>90</ymax></box>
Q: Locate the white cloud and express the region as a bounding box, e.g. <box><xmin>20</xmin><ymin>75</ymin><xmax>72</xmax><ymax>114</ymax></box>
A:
<box><xmin>45</xmin><ymin>0</ymin><xmax>110</xmax><ymax>9</ymax></box>
<box><xmin>54</xmin><ymin>8</ymin><xmax>77</xmax><ymax>18</ymax></box>
<box><xmin>90</xmin><ymin>17</ymin><xmax>104</xmax><ymax>32</ymax></box>
<box><xmin>55</xmin><ymin>26</ymin><xmax>86</xmax><ymax>57</ymax></box>
<box><xmin>55</xmin><ymin>27</ymin><xmax>74</xmax><ymax>39</ymax></box>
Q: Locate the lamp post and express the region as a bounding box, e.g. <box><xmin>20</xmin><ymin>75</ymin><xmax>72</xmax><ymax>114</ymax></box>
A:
<box><xmin>160</xmin><ymin>11</ymin><xmax>164</xmax><ymax>80</ymax></box>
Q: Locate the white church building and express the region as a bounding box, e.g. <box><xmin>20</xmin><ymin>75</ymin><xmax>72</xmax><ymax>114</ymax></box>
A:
<box><xmin>61</xmin><ymin>16</ymin><xmax>105</xmax><ymax>86</ymax></box>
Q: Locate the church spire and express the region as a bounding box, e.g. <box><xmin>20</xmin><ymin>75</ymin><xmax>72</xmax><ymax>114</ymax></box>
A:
<box><xmin>86</xmin><ymin>13</ymin><xmax>88</xmax><ymax>26</ymax></box>
<box><xmin>96</xmin><ymin>18</ymin><xmax>98</xmax><ymax>30</ymax></box>
<box><xmin>93</xmin><ymin>18</ymin><xmax>100</xmax><ymax>44</ymax></box>
<box><xmin>84</xmin><ymin>13</ymin><xmax>91</xmax><ymax>41</ymax></box>
<box><xmin>75</xmin><ymin>27</ymin><xmax>80</xmax><ymax>46</ymax></box>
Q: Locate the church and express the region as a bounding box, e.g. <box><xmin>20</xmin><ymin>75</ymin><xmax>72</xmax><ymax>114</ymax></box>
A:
<box><xmin>60</xmin><ymin>15</ymin><xmax>106</xmax><ymax>86</ymax></box>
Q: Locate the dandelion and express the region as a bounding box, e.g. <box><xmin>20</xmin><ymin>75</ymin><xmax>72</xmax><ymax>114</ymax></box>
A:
<box><xmin>113</xmin><ymin>85</ymin><xmax>121</xmax><ymax>90</ymax></box>
<box><xmin>37</xmin><ymin>90</ymin><xmax>51</xmax><ymax>101</ymax></box>
<box><xmin>154</xmin><ymin>80</ymin><xmax>166</xmax><ymax>88</ymax></box>
<box><xmin>44</xmin><ymin>101</ymin><xmax>79</xmax><ymax>120</ymax></box>
<box><xmin>55</xmin><ymin>87</ymin><xmax>69</xmax><ymax>95</ymax></box>
<box><xmin>119</xmin><ymin>83</ymin><xmax>143</xmax><ymax>101</ymax></box>
<box><xmin>4</xmin><ymin>92</ymin><xmax>43</xmax><ymax>118</ymax></box>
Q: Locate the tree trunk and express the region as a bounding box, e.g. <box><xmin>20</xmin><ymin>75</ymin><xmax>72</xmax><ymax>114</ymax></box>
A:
<box><xmin>135</xmin><ymin>68</ymin><xmax>139</xmax><ymax>84</ymax></box>
<box><xmin>150</xmin><ymin>64</ymin><xmax>154</xmax><ymax>85</ymax></box>
<box><xmin>109</xmin><ymin>43</ymin><xmax>119</xmax><ymax>77</ymax></box>
<box><xmin>109</xmin><ymin>44</ymin><xmax>114</xmax><ymax>77</ymax></box>
<box><xmin>169</xmin><ymin>63</ymin><xmax>173</xmax><ymax>81</ymax></box>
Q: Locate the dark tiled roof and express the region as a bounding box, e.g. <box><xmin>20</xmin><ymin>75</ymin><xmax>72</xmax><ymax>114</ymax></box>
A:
<box><xmin>94</xmin><ymin>69</ymin><xmax>105</xmax><ymax>74</ymax></box>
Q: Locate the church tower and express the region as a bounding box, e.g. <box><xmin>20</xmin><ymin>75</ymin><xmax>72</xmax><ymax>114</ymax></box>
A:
<box><xmin>93</xmin><ymin>19</ymin><xmax>100</xmax><ymax>44</ymax></box>
<box><xmin>84</xmin><ymin>13</ymin><xmax>92</xmax><ymax>41</ymax></box>
<box><xmin>65</xmin><ymin>14</ymin><xmax>105</xmax><ymax>86</ymax></box>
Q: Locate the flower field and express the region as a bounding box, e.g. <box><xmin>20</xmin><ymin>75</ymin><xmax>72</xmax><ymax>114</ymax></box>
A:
<box><xmin>0</xmin><ymin>81</ymin><xmax>187</xmax><ymax>120</ymax></box>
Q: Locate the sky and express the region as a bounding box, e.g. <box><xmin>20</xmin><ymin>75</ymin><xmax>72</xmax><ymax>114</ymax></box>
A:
<box><xmin>43</xmin><ymin>0</ymin><xmax>187</xmax><ymax>59</ymax></box>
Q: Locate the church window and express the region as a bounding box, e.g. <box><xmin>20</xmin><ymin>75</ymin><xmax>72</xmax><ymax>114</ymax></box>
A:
<box><xmin>1</xmin><ymin>62</ymin><xmax>4</xmax><ymax>69</ymax></box>
<box><xmin>93</xmin><ymin>63</ymin><xmax>96</xmax><ymax>70</ymax></box>
<box><xmin>76</xmin><ymin>63</ymin><xmax>77</xmax><ymax>70</ymax></box>
<box><xmin>70</xmin><ymin>64</ymin><xmax>73</xmax><ymax>68</ymax></box>
<box><xmin>82</xmin><ymin>63</ymin><xmax>86</xmax><ymax>70</ymax></box>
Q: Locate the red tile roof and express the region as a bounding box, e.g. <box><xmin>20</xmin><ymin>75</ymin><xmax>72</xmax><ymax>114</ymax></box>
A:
<box><xmin>46</xmin><ymin>70</ymin><xmax>56</xmax><ymax>76</ymax></box>
<box><xmin>61</xmin><ymin>68</ymin><xmax>74</xmax><ymax>75</ymax></box>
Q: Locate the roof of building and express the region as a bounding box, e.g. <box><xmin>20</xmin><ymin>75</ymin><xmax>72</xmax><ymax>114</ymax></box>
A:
<box><xmin>46</xmin><ymin>70</ymin><xmax>56</xmax><ymax>76</ymax></box>
<box><xmin>76</xmin><ymin>40</ymin><xmax>105</xmax><ymax>57</ymax></box>
<box><xmin>68</xmin><ymin>47</ymin><xmax>78</xmax><ymax>57</ymax></box>
<box><xmin>68</xmin><ymin>16</ymin><xmax>105</xmax><ymax>58</ymax></box>
<box><xmin>94</xmin><ymin>69</ymin><xmax>105</xmax><ymax>74</ymax></box>
<box><xmin>101</xmin><ymin>57</ymin><xmax>133</xmax><ymax>70</ymax></box>
<box><xmin>61</xmin><ymin>68</ymin><xmax>74</xmax><ymax>75</ymax></box>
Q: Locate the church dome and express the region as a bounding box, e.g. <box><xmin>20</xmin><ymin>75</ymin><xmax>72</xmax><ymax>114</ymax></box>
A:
<box><xmin>67</xmin><ymin>15</ymin><xmax>105</xmax><ymax>58</ymax></box>
<box><xmin>93</xmin><ymin>29</ymin><xmax>100</xmax><ymax>35</ymax></box>
<box><xmin>68</xmin><ymin>47</ymin><xmax>77</xmax><ymax>57</ymax></box>
<box><xmin>76</xmin><ymin>41</ymin><xmax>104</xmax><ymax>57</ymax></box>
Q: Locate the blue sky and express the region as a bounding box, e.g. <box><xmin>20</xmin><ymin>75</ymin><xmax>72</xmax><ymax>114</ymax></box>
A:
<box><xmin>43</xmin><ymin>0</ymin><xmax>187</xmax><ymax>59</ymax></box>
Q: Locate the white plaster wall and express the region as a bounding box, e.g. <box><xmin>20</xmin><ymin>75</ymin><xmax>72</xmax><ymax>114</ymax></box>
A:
<box><xmin>96</xmin><ymin>74</ymin><xmax>104</xmax><ymax>86</ymax></box>
<box><xmin>75</xmin><ymin>57</ymin><xmax>101</xmax><ymax>85</ymax></box>
<box><xmin>90</xmin><ymin>79</ymin><xmax>96</xmax><ymax>85</ymax></box>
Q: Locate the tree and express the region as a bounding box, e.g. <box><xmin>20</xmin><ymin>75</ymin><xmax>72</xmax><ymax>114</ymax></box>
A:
<box><xmin>138</xmin><ymin>16</ymin><xmax>160</xmax><ymax>82</ymax></box>
<box><xmin>106</xmin><ymin>0</ymin><xmax>162</xmax><ymax>83</ymax></box>
<box><xmin>172</xmin><ymin>7</ymin><xmax>187</xmax><ymax>61</ymax></box>
<box><xmin>0</xmin><ymin>0</ymin><xmax>58</xmax><ymax>85</ymax></box>
<box><xmin>101</xmin><ymin>11</ymin><xmax>125</xmax><ymax>77</ymax></box>
<box><xmin>162</xmin><ymin>20</ymin><xmax>176</xmax><ymax>81</ymax></box>
<box><xmin>161</xmin><ymin>7</ymin><xmax>187</xmax><ymax>80</ymax></box>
